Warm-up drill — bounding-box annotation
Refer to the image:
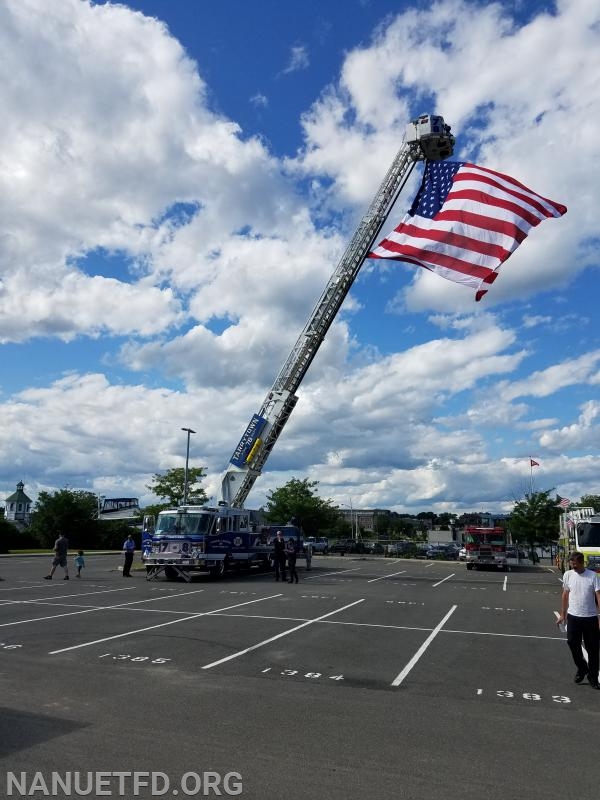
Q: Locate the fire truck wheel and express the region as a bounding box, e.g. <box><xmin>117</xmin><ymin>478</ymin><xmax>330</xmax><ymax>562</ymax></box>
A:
<box><xmin>164</xmin><ymin>566</ymin><xmax>179</xmax><ymax>581</ymax></box>
<box><xmin>210</xmin><ymin>558</ymin><xmax>228</xmax><ymax>579</ymax></box>
<box><xmin>466</xmin><ymin>563</ymin><xmax>473</xmax><ymax>570</ymax></box>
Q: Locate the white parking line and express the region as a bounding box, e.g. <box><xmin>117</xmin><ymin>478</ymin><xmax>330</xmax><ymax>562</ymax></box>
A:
<box><xmin>1</xmin><ymin>587</ymin><xmax>135</xmax><ymax>604</ymax></box>
<box><xmin>391</xmin><ymin>605</ymin><xmax>457</xmax><ymax>686</ymax></box>
<box><xmin>503</xmin><ymin>575</ymin><xmax>508</xmax><ymax>591</ymax></box>
<box><xmin>0</xmin><ymin>588</ymin><xmax>202</xmax><ymax>629</ymax></box>
<box><xmin>432</xmin><ymin>573</ymin><xmax>454</xmax><ymax>588</ymax></box>
<box><xmin>0</xmin><ymin>584</ymin><xmax>65</xmax><ymax>592</ymax></box>
<box><xmin>303</xmin><ymin>568</ymin><xmax>360</xmax><ymax>580</ymax></box>
<box><xmin>202</xmin><ymin>598</ymin><xmax>365</xmax><ymax>670</ymax></box>
<box><xmin>49</xmin><ymin>594</ymin><xmax>282</xmax><ymax>654</ymax></box>
<box><xmin>367</xmin><ymin>570</ymin><xmax>406</xmax><ymax>584</ymax></box>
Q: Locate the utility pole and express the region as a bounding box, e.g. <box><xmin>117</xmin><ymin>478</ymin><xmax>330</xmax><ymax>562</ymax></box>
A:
<box><xmin>181</xmin><ymin>427</ymin><xmax>196</xmax><ymax>505</ymax></box>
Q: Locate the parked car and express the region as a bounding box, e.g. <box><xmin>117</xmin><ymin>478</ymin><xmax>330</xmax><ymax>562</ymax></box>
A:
<box><xmin>304</xmin><ymin>536</ymin><xmax>329</xmax><ymax>554</ymax></box>
<box><xmin>386</xmin><ymin>541</ymin><xmax>417</xmax><ymax>557</ymax></box>
<box><xmin>443</xmin><ymin>544</ymin><xmax>461</xmax><ymax>559</ymax></box>
<box><xmin>426</xmin><ymin>545</ymin><xmax>448</xmax><ymax>560</ymax></box>
<box><xmin>362</xmin><ymin>541</ymin><xmax>386</xmax><ymax>554</ymax></box>
<box><xmin>415</xmin><ymin>543</ymin><xmax>431</xmax><ymax>559</ymax></box>
<box><xmin>329</xmin><ymin>539</ymin><xmax>355</xmax><ymax>555</ymax></box>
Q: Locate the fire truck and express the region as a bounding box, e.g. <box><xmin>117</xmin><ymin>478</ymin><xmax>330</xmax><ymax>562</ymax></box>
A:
<box><xmin>556</xmin><ymin>507</ymin><xmax>600</xmax><ymax>573</ymax></box>
<box><xmin>464</xmin><ymin>526</ymin><xmax>508</xmax><ymax>571</ymax></box>
<box><xmin>143</xmin><ymin>114</ymin><xmax>455</xmax><ymax>580</ymax></box>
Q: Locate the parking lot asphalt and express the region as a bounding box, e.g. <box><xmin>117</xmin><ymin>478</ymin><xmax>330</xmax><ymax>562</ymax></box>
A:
<box><xmin>0</xmin><ymin>554</ymin><xmax>597</xmax><ymax>799</ymax></box>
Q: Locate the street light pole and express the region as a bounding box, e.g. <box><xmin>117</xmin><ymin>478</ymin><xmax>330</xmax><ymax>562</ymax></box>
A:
<box><xmin>339</xmin><ymin>500</ymin><xmax>356</xmax><ymax>541</ymax></box>
<box><xmin>181</xmin><ymin>427</ymin><xmax>196</xmax><ymax>506</ymax></box>
<box><xmin>349</xmin><ymin>497</ymin><xmax>356</xmax><ymax>541</ymax></box>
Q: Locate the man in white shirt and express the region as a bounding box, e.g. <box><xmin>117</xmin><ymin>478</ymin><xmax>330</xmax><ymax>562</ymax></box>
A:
<box><xmin>557</xmin><ymin>551</ymin><xmax>600</xmax><ymax>689</ymax></box>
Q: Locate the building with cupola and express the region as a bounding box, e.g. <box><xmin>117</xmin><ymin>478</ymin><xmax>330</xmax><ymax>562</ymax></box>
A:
<box><xmin>4</xmin><ymin>481</ymin><xmax>33</xmax><ymax>525</ymax></box>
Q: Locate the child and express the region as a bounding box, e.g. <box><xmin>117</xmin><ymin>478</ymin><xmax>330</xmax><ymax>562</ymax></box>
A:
<box><xmin>286</xmin><ymin>538</ymin><xmax>299</xmax><ymax>584</ymax></box>
<box><xmin>74</xmin><ymin>550</ymin><xmax>85</xmax><ymax>578</ymax></box>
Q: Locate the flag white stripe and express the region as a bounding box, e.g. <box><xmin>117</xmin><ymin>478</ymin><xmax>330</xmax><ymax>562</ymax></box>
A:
<box><xmin>440</xmin><ymin>198</ymin><xmax>534</xmax><ymax>235</ymax></box>
<box><xmin>382</xmin><ymin>214</ymin><xmax>519</xmax><ymax>254</ymax></box>
<box><xmin>459</xmin><ymin>166</ymin><xmax>564</xmax><ymax>217</ymax></box>
<box><xmin>450</xmin><ymin>179</ymin><xmax>553</xmax><ymax>222</ymax></box>
<box><xmin>372</xmin><ymin>240</ymin><xmax>501</xmax><ymax>270</ymax></box>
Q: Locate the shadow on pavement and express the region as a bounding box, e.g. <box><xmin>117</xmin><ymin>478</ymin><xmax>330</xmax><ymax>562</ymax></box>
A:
<box><xmin>0</xmin><ymin>707</ymin><xmax>88</xmax><ymax>757</ymax></box>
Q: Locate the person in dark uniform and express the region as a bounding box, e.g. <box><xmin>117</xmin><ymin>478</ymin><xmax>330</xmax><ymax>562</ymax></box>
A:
<box><xmin>273</xmin><ymin>530</ymin><xmax>287</xmax><ymax>582</ymax></box>
<box><xmin>286</xmin><ymin>538</ymin><xmax>299</xmax><ymax>584</ymax></box>
<box><xmin>122</xmin><ymin>534</ymin><xmax>136</xmax><ymax>577</ymax></box>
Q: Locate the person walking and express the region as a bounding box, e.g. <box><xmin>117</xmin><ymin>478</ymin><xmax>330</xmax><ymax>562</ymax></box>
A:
<box><xmin>44</xmin><ymin>533</ymin><xmax>69</xmax><ymax>580</ymax></box>
<box><xmin>272</xmin><ymin>530</ymin><xmax>287</xmax><ymax>582</ymax></box>
<box><xmin>74</xmin><ymin>550</ymin><xmax>85</xmax><ymax>578</ymax></box>
<box><xmin>122</xmin><ymin>534</ymin><xmax>136</xmax><ymax>577</ymax></box>
<box><xmin>286</xmin><ymin>537</ymin><xmax>299</xmax><ymax>584</ymax></box>
<box><xmin>557</xmin><ymin>551</ymin><xmax>600</xmax><ymax>689</ymax></box>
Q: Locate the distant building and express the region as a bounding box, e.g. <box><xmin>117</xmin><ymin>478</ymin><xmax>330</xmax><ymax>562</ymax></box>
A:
<box><xmin>4</xmin><ymin>481</ymin><xmax>32</xmax><ymax>525</ymax></box>
<box><xmin>338</xmin><ymin>508</ymin><xmax>380</xmax><ymax>534</ymax></box>
<box><xmin>98</xmin><ymin>497</ymin><xmax>140</xmax><ymax>520</ymax></box>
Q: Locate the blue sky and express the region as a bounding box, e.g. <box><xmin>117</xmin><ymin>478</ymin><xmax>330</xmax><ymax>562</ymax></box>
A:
<box><xmin>1</xmin><ymin>0</ymin><xmax>599</xmax><ymax>515</ymax></box>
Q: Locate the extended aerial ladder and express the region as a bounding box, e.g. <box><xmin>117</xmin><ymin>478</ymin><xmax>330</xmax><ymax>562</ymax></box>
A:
<box><xmin>221</xmin><ymin>114</ymin><xmax>455</xmax><ymax>507</ymax></box>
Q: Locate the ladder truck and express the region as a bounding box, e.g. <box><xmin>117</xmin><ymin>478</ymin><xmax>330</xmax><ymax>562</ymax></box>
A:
<box><xmin>144</xmin><ymin>114</ymin><xmax>455</xmax><ymax>581</ymax></box>
<box><xmin>221</xmin><ymin>113</ymin><xmax>454</xmax><ymax>507</ymax></box>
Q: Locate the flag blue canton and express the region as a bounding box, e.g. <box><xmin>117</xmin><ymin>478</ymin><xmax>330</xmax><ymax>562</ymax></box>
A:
<box><xmin>409</xmin><ymin>160</ymin><xmax>463</xmax><ymax>218</ymax></box>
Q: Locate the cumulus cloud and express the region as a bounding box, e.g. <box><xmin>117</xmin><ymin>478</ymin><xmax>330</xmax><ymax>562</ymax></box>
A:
<box><xmin>294</xmin><ymin>0</ymin><xmax>599</xmax><ymax>311</ymax></box>
<box><xmin>1</xmin><ymin>0</ymin><xmax>600</xmax><ymax>513</ymax></box>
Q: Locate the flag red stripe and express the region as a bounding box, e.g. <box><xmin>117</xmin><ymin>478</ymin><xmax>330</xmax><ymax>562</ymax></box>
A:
<box><xmin>453</xmin><ymin>171</ymin><xmax>563</xmax><ymax>219</ymax></box>
<box><xmin>435</xmin><ymin>209</ymin><xmax>528</xmax><ymax>243</ymax></box>
<box><xmin>386</xmin><ymin>222</ymin><xmax>511</xmax><ymax>262</ymax></box>
<box><xmin>447</xmin><ymin>188</ymin><xmax>545</xmax><ymax>229</ymax></box>
<box><xmin>462</xmin><ymin>163</ymin><xmax>568</xmax><ymax>216</ymax></box>
<box><xmin>370</xmin><ymin>243</ymin><xmax>495</xmax><ymax>280</ymax></box>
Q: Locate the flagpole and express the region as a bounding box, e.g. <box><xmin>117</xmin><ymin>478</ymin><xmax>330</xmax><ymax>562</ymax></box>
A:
<box><xmin>529</xmin><ymin>457</ymin><xmax>533</xmax><ymax>497</ymax></box>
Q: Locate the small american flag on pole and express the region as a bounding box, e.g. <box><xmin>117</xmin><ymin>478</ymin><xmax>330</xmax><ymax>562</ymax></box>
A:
<box><xmin>558</xmin><ymin>498</ymin><xmax>571</xmax><ymax>509</ymax></box>
<box><xmin>369</xmin><ymin>160</ymin><xmax>567</xmax><ymax>301</ymax></box>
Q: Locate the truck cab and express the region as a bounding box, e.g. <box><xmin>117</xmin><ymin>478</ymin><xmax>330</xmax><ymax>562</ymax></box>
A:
<box><xmin>464</xmin><ymin>527</ymin><xmax>508</xmax><ymax>571</ymax></box>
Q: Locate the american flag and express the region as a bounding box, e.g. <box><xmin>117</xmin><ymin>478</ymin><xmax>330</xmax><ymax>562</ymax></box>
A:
<box><xmin>558</xmin><ymin>498</ymin><xmax>571</xmax><ymax>509</ymax></box>
<box><xmin>369</xmin><ymin>160</ymin><xmax>567</xmax><ymax>301</ymax></box>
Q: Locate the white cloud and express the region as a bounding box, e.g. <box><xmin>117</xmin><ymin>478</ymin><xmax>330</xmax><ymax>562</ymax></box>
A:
<box><xmin>1</xmin><ymin>0</ymin><xmax>600</xmax><ymax>515</ymax></box>
<box><xmin>282</xmin><ymin>45</ymin><xmax>310</xmax><ymax>74</ymax></box>
<box><xmin>498</xmin><ymin>350</ymin><xmax>600</xmax><ymax>402</ymax></box>
<box><xmin>293</xmin><ymin>0</ymin><xmax>600</xmax><ymax>310</ymax></box>
<box><xmin>0</xmin><ymin>0</ymin><xmax>286</xmax><ymax>343</ymax></box>
<box><xmin>250</xmin><ymin>93</ymin><xmax>269</xmax><ymax>108</ymax></box>
<box><xmin>539</xmin><ymin>400</ymin><xmax>600</xmax><ymax>451</ymax></box>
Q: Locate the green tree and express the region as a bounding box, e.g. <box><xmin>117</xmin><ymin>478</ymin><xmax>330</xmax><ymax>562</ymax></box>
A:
<box><xmin>579</xmin><ymin>495</ymin><xmax>600</xmax><ymax>510</ymax></box>
<box><xmin>146</xmin><ymin>467</ymin><xmax>208</xmax><ymax>508</ymax></box>
<box><xmin>509</xmin><ymin>490</ymin><xmax>562</xmax><ymax>558</ymax></box>
<box><xmin>264</xmin><ymin>478</ymin><xmax>340</xmax><ymax>535</ymax></box>
<box><xmin>27</xmin><ymin>489</ymin><xmax>100</xmax><ymax>549</ymax></box>
<box><xmin>438</xmin><ymin>512</ymin><xmax>457</xmax><ymax>527</ymax></box>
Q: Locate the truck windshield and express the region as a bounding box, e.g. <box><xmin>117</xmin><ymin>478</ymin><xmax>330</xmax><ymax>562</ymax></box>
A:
<box><xmin>577</xmin><ymin>522</ymin><xmax>600</xmax><ymax>548</ymax></box>
<box><xmin>156</xmin><ymin>513</ymin><xmax>214</xmax><ymax>536</ymax></box>
<box><xmin>465</xmin><ymin>533</ymin><xmax>504</xmax><ymax>545</ymax></box>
